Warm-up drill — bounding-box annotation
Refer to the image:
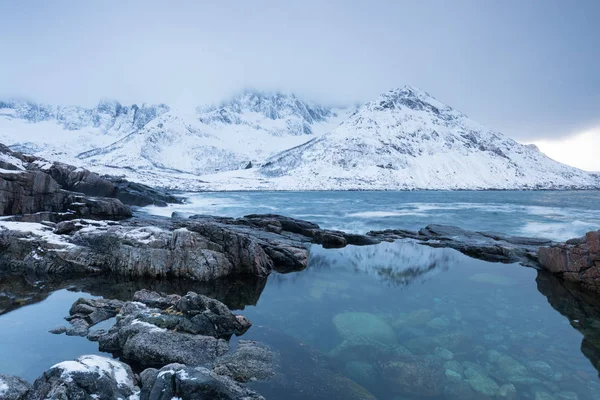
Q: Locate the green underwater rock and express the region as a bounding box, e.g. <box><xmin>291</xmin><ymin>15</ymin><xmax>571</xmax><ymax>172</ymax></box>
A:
<box><xmin>333</xmin><ymin>312</ymin><xmax>397</xmax><ymax>345</ymax></box>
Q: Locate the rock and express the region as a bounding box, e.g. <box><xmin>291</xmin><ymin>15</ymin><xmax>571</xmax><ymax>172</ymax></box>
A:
<box><xmin>434</xmin><ymin>346</ymin><xmax>454</xmax><ymax>360</ymax></box>
<box><xmin>443</xmin><ymin>381</ymin><xmax>476</xmax><ymax>400</ymax></box>
<box><xmin>344</xmin><ymin>361</ymin><xmax>376</xmax><ymax>387</ymax></box>
<box><xmin>463</xmin><ymin>363</ymin><xmax>500</xmax><ymax>396</ymax></box>
<box><xmin>404</xmin><ymin>330</ymin><xmax>470</xmax><ymax>354</ymax></box>
<box><xmin>397</xmin><ymin>308</ymin><xmax>435</xmax><ymax>328</ymax></box>
<box><xmin>333</xmin><ymin>312</ymin><xmax>397</xmax><ymax>346</ymax></box>
<box><xmin>498</xmin><ymin>383</ymin><xmax>518</xmax><ymax>400</ymax></box>
<box><xmin>445</xmin><ymin>369</ymin><xmax>462</xmax><ymax>382</ymax></box>
<box><xmin>486</xmin><ymin>349</ymin><xmax>501</xmax><ymax>363</ymax></box>
<box><xmin>248</xmin><ymin>328</ymin><xmax>376</xmax><ymax>400</ymax></box>
<box><xmin>381</xmin><ymin>355</ymin><xmax>445</xmax><ymax>397</ymax></box>
<box><xmin>494</xmin><ymin>355</ymin><xmax>529</xmax><ymax>378</ymax></box>
<box><xmin>87</xmin><ymin>329</ymin><xmax>107</xmax><ymax>342</ymax></box>
<box><xmin>555</xmin><ymin>391</ymin><xmax>579</xmax><ymax>400</ymax></box>
<box><xmin>64</xmin><ymin>297</ymin><xmax>124</xmax><ymax>336</ymax></box>
<box><xmin>539</xmin><ymin>230</ymin><xmax>600</xmax><ymax>292</ymax></box>
<box><xmin>444</xmin><ymin>360</ymin><xmax>463</xmax><ymax>374</ymax></box>
<box><xmin>368</xmin><ymin>224</ymin><xmax>552</xmax><ymax>267</ymax></box>
<box><xmin>133</xmin><ymin>288</ymin><xmax>181</xmax><ymax>309</ymax></box>
<box><xmin>30</xmin><ymin>355</ymin><xmax>139</xmax><ymax>399</ymax></box>
<box><xmin>65</xmin><ymin>318</ymin><xmax>90</xmax><ymax>336</ymax></box>
<box><xmin>139</xmin><ymin>364</ymin><xmax>265</xmax><ymax>400</ymax></box>
<box><xmin>427</xmin><ymin>316</ymin><xmax>451</xmax><ymax>330</ymax></box>
<box><xmin>87</xmin><ymin>290</ymin><xmax>250</xmax><ymax>369</ymax></box>
<box><xmin>329</xmin><ymin>339</ymin><xmax>410</xmax><ymax>363</ymax></box>
<box><xmin>212</xmin><ymin>340</ymin><xmax>276</xmax><ymax>383</ymax></box>
<box><xmin>48</xmin><ymin>326</ymin><xmax>67</xmax><ymax>334</ymax></box>
<box><xmin>535</xmin><ymin>391</ymin><xmax>557</xmax><ymax>400</ymax></box>
<box><xmin>54</xmin><ymin>220</ymin><xmax>81</xmax><ymax>235</ymax></box>
<box><xmin>527</xmin><ymin>360</ymin><xmax>554</xmax><ymax>379</ymax></box>
<box><xmin>0</xmin><ymin>374</ymin><xmax>32</xmax><ymax>400</ymax></box>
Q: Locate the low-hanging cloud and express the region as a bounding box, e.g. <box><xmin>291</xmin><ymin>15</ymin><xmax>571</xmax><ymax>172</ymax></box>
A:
<box><xmin>0</xmin><ymin>0</ymin><xmax>598</xmax><ymax>142</ymax></box>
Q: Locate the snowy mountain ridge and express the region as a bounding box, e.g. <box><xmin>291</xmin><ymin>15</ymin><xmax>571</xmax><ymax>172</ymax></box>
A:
<box><xmin>0</xmin><ymin>86</ymin><xmax>598</xmax><ymax>191</ymax></box>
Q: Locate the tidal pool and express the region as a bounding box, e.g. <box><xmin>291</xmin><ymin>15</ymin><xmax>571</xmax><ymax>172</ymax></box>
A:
<box><xmin>1</xmin><ymin>240</ymin><xmax>599</xmax><ymax>399</ymax></box>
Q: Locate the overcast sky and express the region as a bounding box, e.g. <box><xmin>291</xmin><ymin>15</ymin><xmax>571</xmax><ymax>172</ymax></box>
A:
<box><xmin>1</xmin><ymin>1</ymin><xmax>599</xmax><ymax>169</ymax></box>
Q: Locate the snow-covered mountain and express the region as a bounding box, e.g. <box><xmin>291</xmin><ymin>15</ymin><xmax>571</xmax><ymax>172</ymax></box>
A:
<box><xmin>0</xmin><ymin>92</ymin><xmax>351</xmax><ymax>183</ymax></box>
<box><xmin>0</xmin><ymin>86</ymin><xmax>598</xmax><ymax>191</ymax></box>
<box><xmin>208</xmin><ymin>86</ymin><xmax>596</xmax><ymax>190</ymax></box>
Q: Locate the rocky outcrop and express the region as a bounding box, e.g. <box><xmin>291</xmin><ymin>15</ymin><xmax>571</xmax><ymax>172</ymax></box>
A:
<box><xmin>0</xmin><ymin>214</ymin><xmax>377</xmax><ymax>282</ymax></box>
<box><xmin>0</xmin><ymin>143</ymin><xmax>180</xmax><ymax>221</ymax></box>
<box><xmin>57</xmin><ymin>290</ymin><xmax>251</xmax><ymax>369</ymax></box>
<box><xmin>538</xmin><ymin>230</ymin><xmax>600</xmax><ymax>292</ymax></box>
<box><xmin>369</xmin><ymin>224</ymin><xmax>553</xmax><ymax>267</ymax></box>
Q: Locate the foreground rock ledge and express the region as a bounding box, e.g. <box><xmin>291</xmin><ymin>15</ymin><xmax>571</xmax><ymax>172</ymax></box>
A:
<box><xmin>0</xmin><ymin>214</ymin><xmax>377</xmax><ymax>281</ymax></box>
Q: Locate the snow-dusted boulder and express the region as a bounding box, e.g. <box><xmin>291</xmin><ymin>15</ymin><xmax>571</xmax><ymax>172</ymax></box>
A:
<box><xmin>31</xmin><ymin>355</ymin><xmax>139</xmax><ymax>399</ymax></box>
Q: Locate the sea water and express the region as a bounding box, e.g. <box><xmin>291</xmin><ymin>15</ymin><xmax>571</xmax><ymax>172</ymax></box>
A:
<box><xmin>1</xmin><ymin>191</ymin><xmax>600</xmax><ymax>399</ymax></box>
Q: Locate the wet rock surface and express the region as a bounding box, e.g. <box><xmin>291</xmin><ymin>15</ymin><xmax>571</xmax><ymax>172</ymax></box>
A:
<box><xmin>369</xmin><ymin>224</ymin><xmax>553</xmax><ymax>267</ymax></box>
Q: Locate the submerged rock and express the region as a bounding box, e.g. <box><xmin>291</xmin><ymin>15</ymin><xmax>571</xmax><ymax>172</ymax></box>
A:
<box><xmin>380</xmin><ymin>355</ymin><xmax>445</xmax><ymax>397</ymax></box>
<box><xmin>463</xmin><ymin>362</ymin><xmax>500</xmax><ymax>397</ymax></box>
<box><xmin>344</xmin><ymin>361</ymin><xmax>377</xmax><ymax>387</ymax></box>
<box><xmin>248</xmin><ymin>328</ymin><xmax>376</xmax><ymax>400</ymax></box>
<box><xmin>333</xmin><ymin>312</ymin><xmax>397</xmax><ymax>345</ymax></box>
<box><xmin>212</xmin><ymin>340</ymin><xmax>277</xmax><ymax>383</ymax></box>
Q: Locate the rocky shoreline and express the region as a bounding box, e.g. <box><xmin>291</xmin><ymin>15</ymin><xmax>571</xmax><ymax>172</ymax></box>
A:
<box><xmin>2</xmin><ymin>144</ymin><xmax>600</xmax><ymax>399</ymax></box>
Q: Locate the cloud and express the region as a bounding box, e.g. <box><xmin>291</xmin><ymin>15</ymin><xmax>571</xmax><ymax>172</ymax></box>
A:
<box><xmin>532</xmin><ymin>128</ymin><xmax>600</xmax><ymax>171</ymax></box>
<box><xmin>0</xmin><ymin>0</ymin><xmax>598</xmax><ymax>142</ymax></box>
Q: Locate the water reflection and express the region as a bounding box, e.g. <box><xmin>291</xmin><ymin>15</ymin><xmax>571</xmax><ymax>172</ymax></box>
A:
<box><xmin>536</xmin><ymin>270</ymin><xmax>600</xmax><ymax>376</ymax></box>
<box><xmin>0</xmin><ymin>273</ymin><xmax>267</xmax><ymax>316</ymax></box>
<box><xmin>307</xmin><ymin>240</ymin><xmax>458</xmax><ymax>286</ymax></box>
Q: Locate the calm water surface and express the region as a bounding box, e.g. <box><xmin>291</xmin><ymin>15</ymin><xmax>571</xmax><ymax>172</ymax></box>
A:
<box><xmin>1</xmin><ymin>191</ymin><xmax>600</xmax><ymax>399</ymax></box>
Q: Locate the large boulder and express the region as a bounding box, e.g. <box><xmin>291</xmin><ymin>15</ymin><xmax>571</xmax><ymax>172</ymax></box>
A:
<box><xmin>30</xmin><ymin>355</ymin><xmax>139</xmax><ymax>399</ymax></box>
<box><xmin>538</xmin><ymin>230</ymin><xmax>600</xmax><ymax>292</ymax></box>
<box><xmin>139</xmin><ymin>364</ymin><xmax>265</xmax><ymax>400</ymax></box>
